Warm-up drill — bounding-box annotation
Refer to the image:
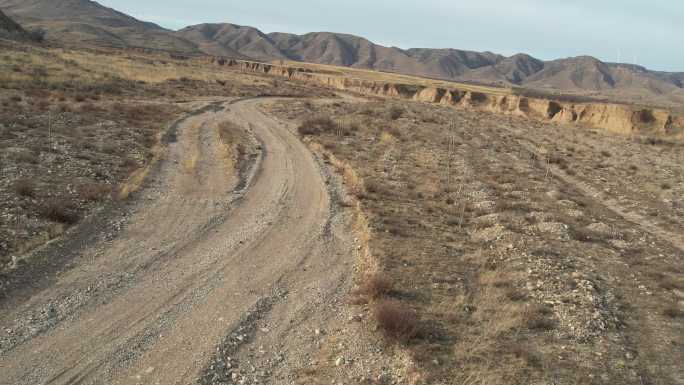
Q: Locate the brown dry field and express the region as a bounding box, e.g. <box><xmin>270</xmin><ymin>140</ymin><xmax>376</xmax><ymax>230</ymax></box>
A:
<box><xmin>267</xmin><ymin>97</ymin><xmax>684</xmax><ymax>384</ymax></box>
<box><xmin>0</xmin><ymin>40</ymin><xmax>682</xmax><ymax>385</ymax></box>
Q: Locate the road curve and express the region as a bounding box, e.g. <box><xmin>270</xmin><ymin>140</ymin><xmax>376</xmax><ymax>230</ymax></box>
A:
<box><xmin>0</xmin><ymin>98</ymin><xmax>352</xmax><ymax>385</ymax></box>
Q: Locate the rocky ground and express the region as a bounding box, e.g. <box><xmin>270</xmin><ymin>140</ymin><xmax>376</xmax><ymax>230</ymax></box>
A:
<box><xmin>267</xmin><ymin>97</ymin><xmax>684</xmax><ymax>385</ymax></box>
<box><xmin>1</xmin><ymin>39</ymin><xmax>682</xmax><ymax>385</ymax></box>
<box><xmin>0</xmin><ymin>41</ymin><xmax>332</xmax><ymax>278</ymax></box>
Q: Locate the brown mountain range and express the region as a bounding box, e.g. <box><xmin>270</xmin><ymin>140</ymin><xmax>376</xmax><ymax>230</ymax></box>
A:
<box><xmin>2</xmin><ymin>0</ymin><xmax>683</xmax><ymax>106</ymax></box>
<box><xmin>0</xmin><ymin>8</ymin><xmax>30</xmax><ymax>39</ymax></box>
<box><xmin>0</xmin><ymin>0</ymin><xmax>197</xmax><ymax>51</ymax></box>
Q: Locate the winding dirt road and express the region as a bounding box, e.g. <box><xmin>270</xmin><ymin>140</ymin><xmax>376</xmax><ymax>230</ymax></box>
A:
<box><xmin>0</xmin><ymin>99</ymin><xmax>354</xmax><ymax>385</ymax></box>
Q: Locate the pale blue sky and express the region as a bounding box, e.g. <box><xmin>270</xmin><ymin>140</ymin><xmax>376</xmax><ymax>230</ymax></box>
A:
<box><xmin>99</xmin><ymin>0</ymin><xmax>684</xmax><ymax>72</ymax></box>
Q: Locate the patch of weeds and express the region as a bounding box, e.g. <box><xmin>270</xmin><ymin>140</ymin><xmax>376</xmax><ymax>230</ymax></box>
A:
<box><xmin>13</xmin><ymin>178</ymin><xmax>37</xmax><ymax>197</ymax></box>
<box><xmin>11</xmin><ymin>150</ymin><xmax>39</xmax><ymax>164</ymax></box>
<box><xmin>297</xmin><ymin>116</ymin><xmax>337</xmax><ymax>135</ymax></box>
<box><xmin>40</xmin><ymin>198</ymin><xmax>79</xmax><ymax>224</ymax></box>
<box><xmin>374</xmin><ymin>299</ymin><xmax>420</xmax><ymax>342</ymax></box>
<box><xmin>662</xmin><ymin>305</ymin><xmax>683</xmax><ymax>319</ymax></box>
<box><xmin>389</xmin><ymin>106</ymin><xmax>404</xmax><ymax>120</ymax></box>
<box><xmin>78</xmin><ymin>182</ymin><xmax>112</xmax><ymax>202</ymax></box>
<box><xmin>524</xmin><ymin>304</ymin><xmax>555</xmax><ymax>331</ymax></box>
<box><xmin>356</xmin><ymin>273</ymin><xmax>393</xmax><ymax>299</ymax></box>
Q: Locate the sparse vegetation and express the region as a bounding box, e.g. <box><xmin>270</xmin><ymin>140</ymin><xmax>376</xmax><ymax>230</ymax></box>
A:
<box><xmin>523</xmin><ymin>304</ymin><xmax>556</xmax><ymax>330</ymax></box>
<box><xmin>40</xmin><ymin>199</ymin><xmax>79</xmax><ymax>224</ymax></box>
<box><xmin>11</xmin><ymin>149</ymin><xmax>39</xmax><ymax>164</ymax></box>
<box><xmin>373</xmin><ymin>299</ymin><xmax>419</xmax><ymax>342</ymax></box>
<box><xmin>13</xmin><ymin>178</ymin><xmax>36</xmax><ymax>197</ymax></box>
<box><xmin>269</xmin><ymin>96</ymin><xmax>684</xmax><ymax>384</ymax></box>
<box><xmin>78</xmin><ymin>182</ymin><xmax>112</xmax><ymax>202</ymax></box>
<box><xmin>1</xmin><ymin>21</ymin><xmax>683</xmax><ymax>384</ymax></box>
<box><xmin>662</xmin><ymin>305</ymin><xmax>683</xmax><ymax>319</ymax></box>
<box><xmin>388</xmin><ymin>106</ymin><xmax>404</xmax><ymax>120</ymax></box>
<box><xmin>297</xmin><ymin>115</ymin><xmax>337</xmax><ymax>135</ymax></box>
<box><xmin>0</xmin><ymin>41</ymin><xmax>329</xmax><ymax>269</ymax></box>
<box><xmin>356</xmin><ymin>273</ymin><xmax>393</xmax><ymax>299</ymax></box>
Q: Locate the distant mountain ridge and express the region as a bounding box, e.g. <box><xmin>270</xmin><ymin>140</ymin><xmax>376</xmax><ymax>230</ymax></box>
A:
<box><xmin>0</xmin><ymin>0</ymin><xmax>198</xmax><ymax>51</ymax></box>
<box><xmin>0</xmin><ymin>8</ymin><xmax>30</xmax><ymax>39</ymax></box>
<box><xmin>2</xmin><ymin>0</ymin><xmax>683</xmax><ymax>106</ymax></box>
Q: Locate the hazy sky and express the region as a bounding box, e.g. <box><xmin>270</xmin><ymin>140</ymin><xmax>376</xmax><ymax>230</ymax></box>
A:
<box><xmin>98</xmin><ymin>0</ymin><xmax>684</xmax><ymax>72</ymax></box>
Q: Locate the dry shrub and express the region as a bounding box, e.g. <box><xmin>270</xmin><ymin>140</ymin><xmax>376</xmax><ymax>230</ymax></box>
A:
<box><xmin>40</xmin><ymin>199</ymin><xmax>79</xmax><ymax>224</ymax></box>
<box><xmin>569</xmin><ymin>226</ymin><xmax>594</xmax><ymax>242</ymax></box>
<box><xmin>36</xmin><ymin>99</ymin><xmax>50</xmax><ymax>110</ymax></box>
<box><xmin>495</xmin><ymin>200</ymin><xmax>531</xmax><ymax>213</ymax></box>
<box><xmin>11</xmin><ymin>150</ymin><xmax>39</xmax><ymax>164</ymax></box>
<box><xmin>14</xmin><ymin>178</ymin><xmax>36</xmax><ymax>197</ymax></box>
<box><xmin>505</xmin><ymin>287</ymin><xmax>528</xmax><ymax>302</ymax></box>
<box><xmin>78</xmin><ymin>182</ymin><xmax>112</xmax><ymax>202</ymax></box>
<box><xmin>119</xmin><ymin>104</ymin><xmax>166</xmax><ymax>123</ymax></box>
<box><xmin>388</xmin><ymin>106</ymin><xmax>404</xmax><ymax>120</ymax></box>
<box><xmin>297</xmin><ymin>116</ymin><xmax>337</xmax><ymax>136</ymax></box>
<box><xmin>523</xmin><ymin>304</ymin><xmax>555</xmax><ymax>331</ymax></box>
<box><xmin>548</xmin><ymin>153</ymin><xmax>567</xmax><ymax>168</ymax></box>
<box><xmin>218</xmin><ymin>121</ymin><xmax>240</xmax><ymax>144</ymax></box>
<box><xmin>364</xmin><ymin>178</ymin><xmax>391</xmax><ymax>197</ymax></box>
<box><xmin>662</xmin><ymin>305</ymin><xmax>683</xmax><ymax>319</ymax></box>
<box><xmin>339</xmin><ymin>120</ymin><xmax>360</xmax><ymax>136</ymax></box>
<box><xmin>374</xmin><ymin>299</ymin><xmax>419</xmax><ymax>342</ymax></box>
<box><xmin>357</xmin><ymin>273</ymin><xmax>393</xmax><ymax>299</ymax></box>
<box><xmin>639</xmin><ymin>136</ymin><xmax>675</xmax><ymax>146</ymax></box>
<box><xmin>658</xmin><ymin>275</ymin><xmax>684</xmax><ymax>291</ymax></box>
<box><xmin>121</xmin><ymin>158</ymin><xmax>139</xmax><ymax>173</ymax></box>
<box><xmin>384</xmin><ymin>126</ymin><xmax>402</xmax><ymax>140</ymax></box>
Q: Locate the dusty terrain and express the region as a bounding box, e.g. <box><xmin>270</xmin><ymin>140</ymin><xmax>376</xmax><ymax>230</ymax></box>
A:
<box><xmin>1</xmin><ymin>94</ymin><xmax>370</xmax><ymax>384</ymax></box>
<box><xmin>267</xmin><ymin>97</ymin><xmax>684</xmax><ymax>384</ymax></box>
<box><xmin>0</xmin><ymin>19</ymin><xmax>682</xmax><ymax>385</ymax></box>
<box><xmin>0</xmin><ymin>40</ymin><xmax>328</xmax><ymax>274</ymax></box>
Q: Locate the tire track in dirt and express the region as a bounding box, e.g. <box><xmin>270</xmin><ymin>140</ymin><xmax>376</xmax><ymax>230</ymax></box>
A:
<box><xmin>486</xmin><ymin>125</ymin><xmax>684</xmax><ymax>384</ymax></box>
<box><xmin>0</xmin><ymin>98</ymin><xmax>353</xmax><ymax>385</ymax></box>
<box><xmin>511</xmin><ymin>134</ymin><xmax>684</xmax><ymax>253</ymax></box>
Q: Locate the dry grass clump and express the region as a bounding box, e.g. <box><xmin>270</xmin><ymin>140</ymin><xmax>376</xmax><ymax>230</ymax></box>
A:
<box><xmin>297</xmin><ymin>115</ymin><xmax>337</xmax><ymax>135</ymax></box>
<box><xmin>13</xmin><ymin>178</ymin><xmax>36</xmax><ymax>197</ymax></box>
<box><xmin>11</xmin><ymin>149</ymin><xmax>39</xmax><ymax>164</ymax></box>
<box><xmin>548</xmin><ymin>153</ymin><xmax>568</xmax><ymax>169</ymax></box>
<box><xmin>40</xmin><ymin>199</ymin><xmax>79</xmax><ymax>224</ymax></box>
<box><xmin>388</xmin><ymin>106</ymin><xmax>404</xmax><ymax>120</ymax></box>
<box><xmin>120</xmin><ymin>158</ymin><xmax>139</xmax><ymax>173</ymax></box>
<box><xmin>78</xmin><ymin>182</ymin><xmax>112</xmax><ymax>202</ymax></box>
<box><xmin>657</xmin><ymin>274</ymin><xmax>684</xmax><ymax>291</ymax></box>
<box><xmin>568</xmin><ymin>223</ymin><xmax>616</xmax><ymax>243</ymax></box>
<box><xmin>662</xmin><ymin>305</ymin><xmax>683</xmax><ymax>319</ymax></box>
<box><xmin>356</xmin><ymin>273</ymin><xmax>393</xmax><ymax>299</ymax></box>
<box><xmin>218</xmin><ymin>121</ymin><xmax>240</xmax><ymax>144</ymax></box>
<box><xmin>363</xmin><ymin>178</ymin><xmax>392</xmax><ymax>197</ymax></box>
<box><xmin>374</xmin><ymin>299</ymin><xmax>419</xmax><ymax>342</ymax></box>
<box><xmin>523</xmin><ymin>304</ymin><xmax>556</xmax><ymax>331</ymax></box>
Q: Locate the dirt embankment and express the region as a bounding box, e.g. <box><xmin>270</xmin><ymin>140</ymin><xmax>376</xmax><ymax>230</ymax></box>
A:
<box><xmin>221</xmin><ymin>59</ymin><xmax>684</xmax><ymax>140</ymax></box>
